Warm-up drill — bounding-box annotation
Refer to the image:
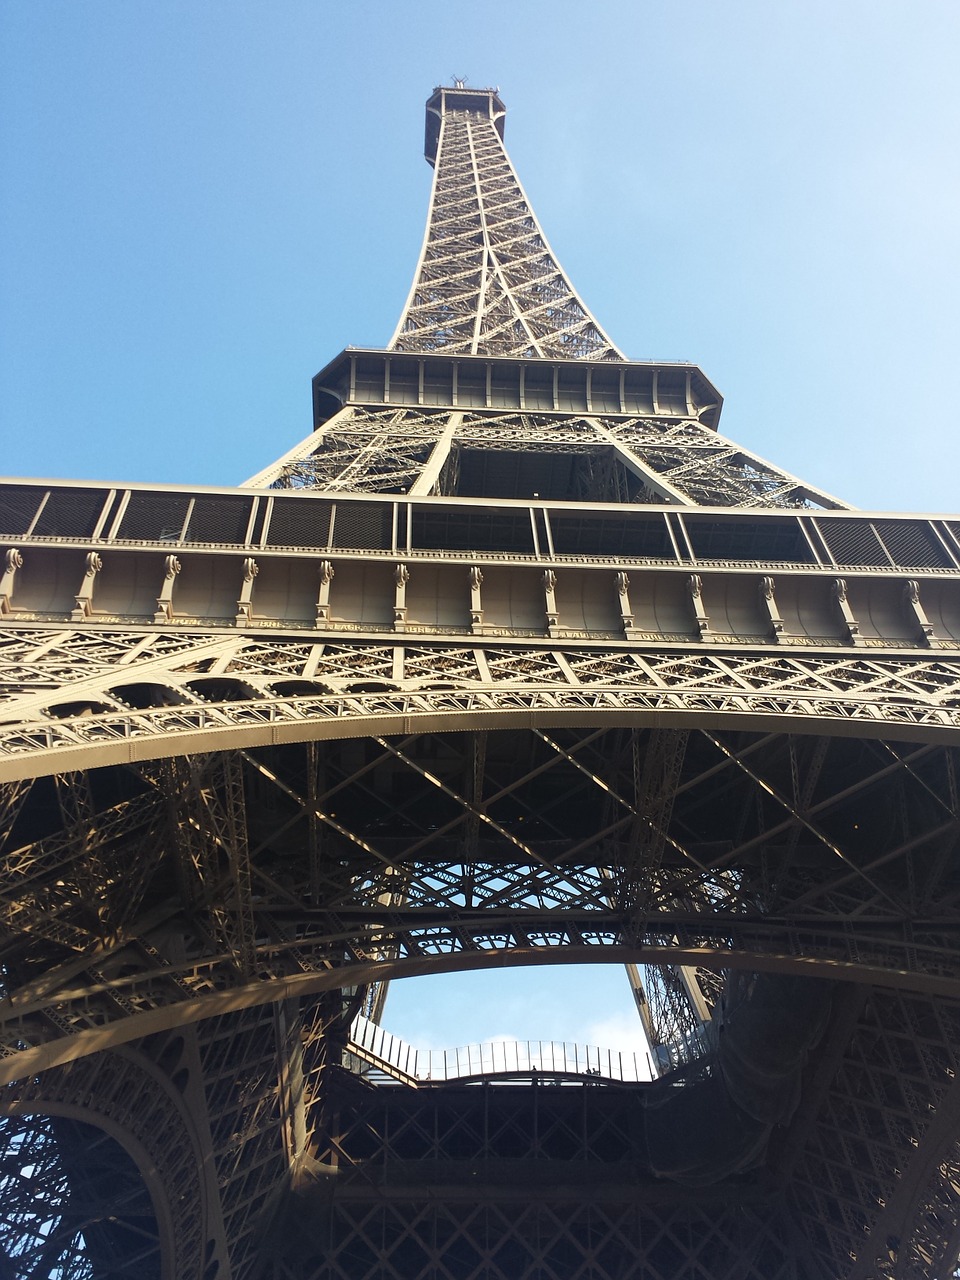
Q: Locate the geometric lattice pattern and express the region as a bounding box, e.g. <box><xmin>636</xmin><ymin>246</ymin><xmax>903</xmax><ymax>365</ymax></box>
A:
<box><xmin>789</xmin><ymin>990</ymin><xmax>960</xmax><ymax>1279</ymax></box>
<box><xmin>257</xmin><ymin>404</ymin><xmax>847</xmax><ymax>508</ymax></box>
<box><xmin>6</xmin><ymin>632</ymin><xmax>960</xmax><ymax>775</ymax></box>
<box><xmin>3</xmin><ymin>727</ymin><xmax>958</xmax><ymax>1062</ymax></box>
<box><xmin>389</xmin><ymin>89</ymin><xmax>621</xmax><ymax>361</ymax></box>
<box><xmin>2</xmin><ymin>81</ymin><xmax>960</xmax><ymax>1279</ymax></box>
<box><xmin>0</xmin><ymin>1112</ymin><xmax>162</xmax><ymax>1278</ymax></box>
<box><xmin>267</xmin><ymin>1197</ymin><xmax>809</xmax><ymax>1280</ymax></box>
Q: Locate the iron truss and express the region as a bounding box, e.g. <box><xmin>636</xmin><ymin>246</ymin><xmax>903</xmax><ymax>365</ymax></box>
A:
<box><xmin>2</xmin><ymin>82</ymin><xmax>960</xmax><ymax>1279</ymax></box>
<box><xmin>390</xmin><ymin>88</ymin><xmax>621</xmax><ymax>361</ymax></box>
<box><xmin>2</xmin><ymin>721</ymin><xmax>959</xmax><ymax>1056</ymax></box>
<box><xmin>4</xmin><ymin>628</ymin><xmax>960</xmax><ymax>776</ymax></box>
<box><xmin>251</xmin><ymin>404</ymin><xmax>848</xmax><ymax>507</ymax></box>
<box><xmin>2</xmin><ymin>723</ymin><xmax>960</xmax><ymax>1275</ymax></box>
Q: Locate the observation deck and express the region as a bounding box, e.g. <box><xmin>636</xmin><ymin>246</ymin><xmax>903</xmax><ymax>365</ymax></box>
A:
<box><xmin>424</xmin><ymin>84</ymin><xmax>506</xmax><ymax>164</ymax></box>
<box><xmin>347</xmin><ymin>1013</ymin><xmax>654</xmax><ymax>1086</ymax></box>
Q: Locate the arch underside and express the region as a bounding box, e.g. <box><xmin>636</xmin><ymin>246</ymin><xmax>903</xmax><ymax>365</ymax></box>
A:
<box><xmin>3</xmin><ymin>629</ymin><xmax>960</xmax><ymax>782</ymax></box>
<box><xmin>2</xmin><ymin>710</ymin><xmax>959</xmax><ymax>1050</ymax></box>
<box><xmin>0</xmin><ymin>1044</ymin><xmax>211</xmax><ymax>1279</ymax></box>
<box><xmin>7</xmin><ymin>986</ymin><xmax>958</xmax><ymax>1280</ymax></box>
<box><xmin>0</xmin><ymin>1110</ymin><xmax>164</xmax><ymax>1278</ymax></box>
<box><xmin>3</xmin><ymin>658</ymin><xmax>960</xmax><ymax>1276</ymax></box>
<box><xmin>4</xmin><ymin>62</ymin><xmax>959</xmax><ymax>1278</ymax></box>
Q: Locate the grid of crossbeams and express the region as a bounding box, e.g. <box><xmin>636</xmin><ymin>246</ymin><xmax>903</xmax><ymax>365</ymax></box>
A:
<box><xmin>2</xmin><ymin>80</ymin><xmax>960</xmax><ymax>1280</ymax></box>
<box><xmin>390</xmin><ymin>102</ymin><xmax>621</xmax><ymax>360</ymax></box>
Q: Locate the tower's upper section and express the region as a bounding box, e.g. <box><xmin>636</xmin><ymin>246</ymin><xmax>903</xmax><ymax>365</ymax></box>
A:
<box><xmin>390</xmin><ymin>85</ymin><xmax>624</xmax><ymax>362</ymax></box>
<box><xmin>423</xmin><ymin>85</ymin><xmax>506</xmax><ymax>165</ymax></box>
<box><xmin>247</xmin><ymin>85</ymin><xmax>846</xmax><ymax>510</ymax></box>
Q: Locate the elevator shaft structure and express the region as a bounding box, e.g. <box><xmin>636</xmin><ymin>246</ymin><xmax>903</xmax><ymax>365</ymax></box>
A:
<box><xmin>1</xmin><ymin>84</ymin><xmax>959</xmax><ymax>1280</ymax></box>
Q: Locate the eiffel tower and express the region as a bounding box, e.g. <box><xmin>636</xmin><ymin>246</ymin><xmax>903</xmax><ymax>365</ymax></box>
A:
<box><xmin>2</xmin><ymin>81</ymin><xmax>960</xmax><ymax>1279</ymax></box>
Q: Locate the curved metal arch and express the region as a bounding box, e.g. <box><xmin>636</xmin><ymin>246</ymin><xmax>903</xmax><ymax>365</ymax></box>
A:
<box><xmin>3</xmin><ymin>681</ymin><xmax>960</xmax><ymax>784</ymax></box>
<box><xmin>0</xmin><ymin>1045</ymin><xmax>209</xmax><ymax>1278</ymax></box>
<box><xmin>3</xmin><ymin>946</ymin><xmax>960</xmax><ymax>1089</ymax></box>
<box><xmin>0</xmin><ymin>1104</ymin><xmax>176</xmax><ymax>1277</ymax></box>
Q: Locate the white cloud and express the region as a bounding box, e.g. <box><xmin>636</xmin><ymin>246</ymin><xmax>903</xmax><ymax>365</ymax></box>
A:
<box><xmin>584</xmin><ymin>1012</ymin><xmax>651</xmax><ymax>1058</ymax></box>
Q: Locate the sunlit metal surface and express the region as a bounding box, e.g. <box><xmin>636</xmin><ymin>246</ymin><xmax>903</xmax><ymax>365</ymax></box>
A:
<box><xmin>1</xmin><ymin>83</ymin><xmax>959</xmax><ymax>1279</ymax></box>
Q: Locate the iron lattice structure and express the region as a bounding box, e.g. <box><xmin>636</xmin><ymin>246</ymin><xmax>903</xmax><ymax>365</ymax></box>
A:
<box><xmin>1</xmin><ymin>83</ymin><xmax>960</xmax><ymax>1279</ymax></box>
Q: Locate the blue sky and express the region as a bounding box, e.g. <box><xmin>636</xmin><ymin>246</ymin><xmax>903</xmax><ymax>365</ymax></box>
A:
<box><xmin>3</xmin><ymin>1</ymin><xmax>959</xmax><ymax>511</ymax></box>
<box><xmin>2</xmin><ymin>1</ymin><xmax>959</xmax><ymax>1051</ymax></box>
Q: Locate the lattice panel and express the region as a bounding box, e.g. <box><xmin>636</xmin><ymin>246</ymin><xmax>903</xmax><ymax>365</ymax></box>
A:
<box><xmin>9</xmin><ymin>629</ymin><xmax>960</xmax><ymax>781</ymax></box>
<box><xmin>0</xmin><ymin>1113</ymin><xmax>162</xmax><ymax>1278</ymax></box>
<box><xmin>266</xmin><ymin>1192</ymin><xmax>810</xmax><ymax>1280</ymax></box>
<box><xmin>458</xmin><ymin>413</ymin><xmax>602</xmax><ymax>444</ymax></box>
<box><xmin>1</xmin><ymin>1046</ymin><xmax>208</xmax><ymax>1277</ymax></box>
<box><xmin>251</xmin><ymin>403</ymin><xmax>845</xmax><ymax>505</ymax></box>
<box><xmin>604</xmin><ymin>417</ymin><xmax>841</xmax><ymax>509</ymax></box>
<box><xmin>897</xmin><ymin>1135</ymin><xmax>960</xmax><ymax>1278</ymax></box>
<box><xmin>788</xmin><ymin>990</ymin><xmax>960</xmax><ymax>1278</ymax></box>
<box><xmin>391</xmin><ymin>106</ymin><xmax>621</xmax><ymax>361</ymax></box>
<box><xmin>196</xmin><ymin>1006</ymin><xmax>289</xmax><ymax>1279</ymax></box>
<box><xmin>269</xmin><ymin>406</ymin><xmax>446</xmax><ymax>493</ymax></box>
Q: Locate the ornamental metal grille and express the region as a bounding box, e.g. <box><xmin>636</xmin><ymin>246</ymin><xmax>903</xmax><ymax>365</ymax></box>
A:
<box><xmin>1</xmin><ymin>83</ymin><xmax>959</xmax><ymax>1280</ymax></box>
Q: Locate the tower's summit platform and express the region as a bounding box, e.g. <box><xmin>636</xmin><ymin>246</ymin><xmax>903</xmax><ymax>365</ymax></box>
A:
<box><xmin>424</xmin><ymin>83</ymin><xmax>506</xmax><ymax>163</ymax></box>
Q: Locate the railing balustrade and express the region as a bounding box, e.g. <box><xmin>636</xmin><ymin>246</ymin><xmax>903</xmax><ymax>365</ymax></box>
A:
<box><xmin>348</xmin><ymin>1013</ymin><xmax>652</xmax><ymax>1084</ymax></box>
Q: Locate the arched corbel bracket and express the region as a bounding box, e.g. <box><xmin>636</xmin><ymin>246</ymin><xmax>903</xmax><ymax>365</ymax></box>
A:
<box><xmin>0</xmin><ymin>549</ymin><xmax>23</xmax><ymax>615</ymax></box>
<box><xmin>758</xmin><ymin>576</ymin><xmax>785</xmax><ymax>641</ymax></box>
<box><xmin>315</xmin><ymin>560</ymin><xmax>335</xmax><ymax>626</ymax></box>
<box><xmin>71</xmin><ymin>552</ymin><xmax>103</xmax><ymax>621</ymax></box>
<box><xmin>616</xmin><ymin>571</ymin><xmax>639</xmax><ymax>640</ymax></box>
<box><xmin>903</xmin><ymin>580</ymin><xmax>935</xmax><ymax>646</ymax></box>
<box><xmin>831</xmin><ymin>578</ymin><xmax>863</xmax><ymax>646</ymax></box>
<box><xmin>394</xmin><ymin>563</ymin><xmax>410</xmax><ymax>630</ymax></box>
<box><xmin>687</xmin><ymin>574</ymin><xmax>710</xmax><ymax>639</ymax></box>
<box><xmin>236</xmin><ymin>558</ymin><xmax>259</xmax><ymax>626</ymax></box>
<box><xmin>154</xmin><ymin>555</ymin><xmax>181</xmax><ymax>623</ymax></box>
<box><xmin>469</xmin><ymin>565</ymin><xmax>484</xmax><ymax>632</ymax></box>
<box><xmin>543</xmin><ymin>569</ymin><xmax>559</xmax><ymax>637</ymax></box>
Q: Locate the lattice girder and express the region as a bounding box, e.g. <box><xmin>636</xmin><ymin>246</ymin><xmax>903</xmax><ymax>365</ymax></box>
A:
<box><xmin>4</xmin><ymin>627</ymin><xmax>960</xmax><ymax>780</ymax></box>
<box><xmin>246</xmin><ymin>397</ymin><xmax>848</xmax><ymax>507</ymax></box>
<box><xmin>390</xmin><ymin>88</ymin><xmax>621</xmax><ymax>362</ymax></box>
<box><xmin>786</xmin><ymin>988</ymin><xmax>960</xmax><ymax>1280</ymax></box>
<box><xmin>265</xmin><ymin>1192</ymin><xmax>810</xmax><ymax>1280</ymax></box>
<box><xmin>2</xmin><ymin>725</ymin><xmax>959</xmax><ymax>1087</ymax></box>
<box><xmin>0</xmin><ymin>1042</ymin><xmax>216</xmax><ymax>1277</ymax></box>
<box><xmin>2</xmin><ymin>79</ymin><xmax>960</xmax><ymax>1279</ymax></box>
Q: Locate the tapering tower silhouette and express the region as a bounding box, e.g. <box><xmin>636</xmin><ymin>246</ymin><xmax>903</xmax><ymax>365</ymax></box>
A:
<box><xmin>2</xmin><ymin>84</ymin><xmax>959</xmax><ymax>1279</ymax></box>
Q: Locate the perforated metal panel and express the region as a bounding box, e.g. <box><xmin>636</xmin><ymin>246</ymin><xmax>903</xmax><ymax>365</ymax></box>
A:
<box><xmin>32</xmin><ymin>488</ymin><xmax>109</xmax><ymax>538</ymax></box>
<box><xmin>0</xmin><ymin>485</ymin><xmax>46</xmax><ymax>537</ymax></box>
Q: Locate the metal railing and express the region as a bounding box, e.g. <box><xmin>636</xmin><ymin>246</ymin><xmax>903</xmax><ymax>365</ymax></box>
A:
<box><xmin>348</xmin><ymin>1013</ymin><xmax>653</xmax><ymax>1084</ymax></box>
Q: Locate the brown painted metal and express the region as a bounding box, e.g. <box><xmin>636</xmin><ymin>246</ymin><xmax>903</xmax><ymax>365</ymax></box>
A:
<box><xmin>1</xmin><ymin>84</ymin><xmax>959</xmax><ymax>1279</ymax></box>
